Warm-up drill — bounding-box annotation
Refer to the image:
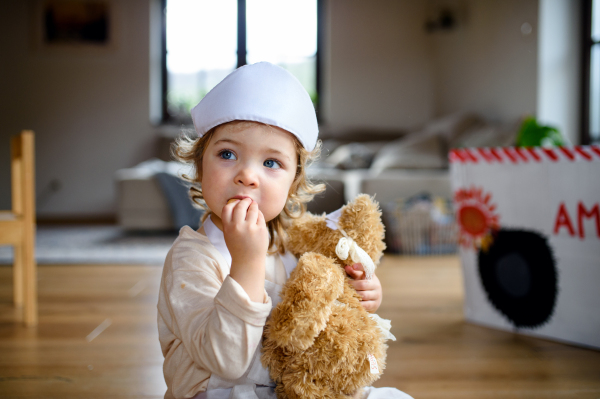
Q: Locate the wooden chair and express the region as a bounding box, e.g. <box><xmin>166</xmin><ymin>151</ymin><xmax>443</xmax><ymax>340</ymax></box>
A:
<box><xmin>0</xmin><ymin>130</ymin><xmax>37</xmax><ymax>326</ymax></box>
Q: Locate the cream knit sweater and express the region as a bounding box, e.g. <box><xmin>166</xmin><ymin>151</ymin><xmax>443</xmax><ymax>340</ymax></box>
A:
<box><xmin>157</xmin><ymin>226</ymin><xmax>287</xmax><ymax>399</ymax></box>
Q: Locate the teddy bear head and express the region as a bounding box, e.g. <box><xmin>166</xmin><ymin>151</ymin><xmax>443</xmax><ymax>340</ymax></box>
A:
<box><xmin>285</xmin><ymin>194</ymin><xmax>386</xmax><ymax>267</ymax></box>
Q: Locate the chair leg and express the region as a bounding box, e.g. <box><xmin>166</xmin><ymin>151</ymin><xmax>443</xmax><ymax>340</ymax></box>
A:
<box><xmin>23</xmin><ymin>225</ymin><xmax>37</xmax><ymax>326</ymax></box>
<box><xmin>13</xmin><ymin>243</ymin><xmax>24</xmax><ymax>307</ymax></box>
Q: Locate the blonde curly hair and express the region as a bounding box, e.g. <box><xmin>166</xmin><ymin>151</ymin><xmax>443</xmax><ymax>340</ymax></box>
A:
<box><xmin>173</xmin><ymin>121</ymin><xmax>325</xmax><ymax>254</ymax></box>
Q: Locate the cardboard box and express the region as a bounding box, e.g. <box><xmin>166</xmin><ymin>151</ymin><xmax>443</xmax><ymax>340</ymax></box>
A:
<box><xmin>450</xmin><ymin>145</ymin><xmax>600</xmax><ymax>349</ymax></box>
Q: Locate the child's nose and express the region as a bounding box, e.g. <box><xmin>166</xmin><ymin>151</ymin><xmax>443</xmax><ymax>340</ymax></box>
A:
<box><xmin>235</xmin><ymin>164</ymin><xmax>260</xmax><ymax>187</ymax></box>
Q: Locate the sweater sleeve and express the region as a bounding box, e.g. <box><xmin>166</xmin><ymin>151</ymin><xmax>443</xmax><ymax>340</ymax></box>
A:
<box><xmin>162</xmin><ymin>239</ymin><xmax>272</xmax><ymax>381</ymax></box>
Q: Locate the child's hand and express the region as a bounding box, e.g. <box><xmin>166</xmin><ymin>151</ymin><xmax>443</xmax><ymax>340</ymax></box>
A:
<box><xmin>345</xmin><ymin>263</ymin><xmax>382</xmax><ymax>313</ymax></box>
<box><xmin>222</xmin><ymin>198</ymin><xmax>269</xmax><ymax>261</ymax></box>
<box><xmin>221</xmin><ymin>198</ymin><xmax>269</xmax><ymax>302</ymax></box>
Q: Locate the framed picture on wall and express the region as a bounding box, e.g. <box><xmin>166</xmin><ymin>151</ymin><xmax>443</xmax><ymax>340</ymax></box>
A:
<box><xmin>31</xmin><ymin>0</ymin><xmax>118</xmax><ymax>52</ymax></box>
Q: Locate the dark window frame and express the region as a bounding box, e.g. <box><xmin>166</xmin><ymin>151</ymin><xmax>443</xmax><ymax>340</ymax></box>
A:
<box><xmin>160</xmin><ymin>0</ymin><xmax>323</xmax><ymax>124</ymax></box>
<box><xmin>581</xmin><ymin>0</ymin><xmax>599</xmax><ymax>144</ymax></box>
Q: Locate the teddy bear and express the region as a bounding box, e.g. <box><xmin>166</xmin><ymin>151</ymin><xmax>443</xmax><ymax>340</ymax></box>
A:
<box><xmin>261</xmin><ymin>194</ymin><xmax>395</xmax><ymax>399</ymax></box>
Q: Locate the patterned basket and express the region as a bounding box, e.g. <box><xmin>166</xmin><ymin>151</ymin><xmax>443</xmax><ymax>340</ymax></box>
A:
<box><xmin>383</xmin><ymin>195</ymin><xmax>458</xmax><ymax>255</ymax></box>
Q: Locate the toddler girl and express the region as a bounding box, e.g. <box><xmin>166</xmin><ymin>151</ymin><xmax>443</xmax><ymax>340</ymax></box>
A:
<box><xmin>157</xmin><ymin>62</ymin><xmax>413</xmax><ymax>399</ymax></box>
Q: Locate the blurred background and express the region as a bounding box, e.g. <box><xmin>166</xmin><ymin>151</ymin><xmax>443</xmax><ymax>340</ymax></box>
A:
<box><xmin>0</xmin><ymin>0</ymin><xmax>595</xmax><ymax>223</ymax></box>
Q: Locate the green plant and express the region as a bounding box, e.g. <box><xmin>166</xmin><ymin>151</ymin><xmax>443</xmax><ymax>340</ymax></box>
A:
<box><xmin>516</xmin><ymin>117</ymin><xmax>566</xmax><ymax>147</ymax></box>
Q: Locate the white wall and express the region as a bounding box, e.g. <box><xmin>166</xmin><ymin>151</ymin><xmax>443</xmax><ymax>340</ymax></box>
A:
<box><xmin>537</xmin><ymin>0</ymin><xmax>581</xmax><ymax>145</ymax></box>
<box><xmin>0</xmin><ymin>0</ymin><xmax>155</xmax><ymax>217</ymax></box>
<box><xmin>430</xmin><ymin>0</ymin><xmax>539</xmax><ymax>122</ymax></box>
<box><xmin>323</xmin><ymin>0</ymin><xmax>435</xmax><ymax>132</ymax></box>
<box><xmin>322</xmin><ymin>0</ymin><xmax>540</xmax><ymax>132</ymax></box>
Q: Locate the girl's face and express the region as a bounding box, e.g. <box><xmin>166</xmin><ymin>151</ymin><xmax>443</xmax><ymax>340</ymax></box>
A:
<box><xmin>201</xmin><ymin>122</ymin><xmax>298</xmax><ymax>227</ymax></box>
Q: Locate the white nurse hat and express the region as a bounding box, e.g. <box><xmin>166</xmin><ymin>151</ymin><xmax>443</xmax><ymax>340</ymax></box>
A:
<box><xmin>191</xmin><ymin>62</ymin><xmax>319</xmax><ymax>151</ymax></box>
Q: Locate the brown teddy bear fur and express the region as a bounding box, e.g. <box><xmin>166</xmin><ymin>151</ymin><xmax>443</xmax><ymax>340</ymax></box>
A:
<box><xmin>261</xmin><ymin>195</ymin><xmax>388</xmax><ymax>399</ymax></box>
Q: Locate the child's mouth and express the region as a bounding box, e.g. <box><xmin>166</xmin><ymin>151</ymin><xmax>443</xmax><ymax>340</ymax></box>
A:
<box><xmin>227</xmin><ymin>196</ymin><xmax>252</xmax><ymax>204</ymax></box>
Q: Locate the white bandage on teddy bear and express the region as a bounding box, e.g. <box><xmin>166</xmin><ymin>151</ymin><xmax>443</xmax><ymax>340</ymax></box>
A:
<box><xmin>326</xmin><ymin>208</ymin><xmax>396</xmax><ymax>342</ymax></box>
<box><xmin>335</xmin><ymin>235</ymin><xmax>376</xmax><ymax>281</ymax></box>
<box><xmin>326</xmin><ymin>208</ymin><xmax>376</xmax><ymax>280</ymax></box>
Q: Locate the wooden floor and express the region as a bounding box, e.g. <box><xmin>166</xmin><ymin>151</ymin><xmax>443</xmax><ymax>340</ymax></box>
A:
<box><xmin>1</xmin><ymin>255</ymin><xmax>599</xmax><ymax>398</ymax></box>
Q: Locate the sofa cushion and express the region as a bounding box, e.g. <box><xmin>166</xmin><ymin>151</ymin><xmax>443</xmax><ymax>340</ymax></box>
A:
<box><xmin>450</xmin><ymin>121</ymin><xmax>519</xmax><ymax>148</ymax></box>
<box><xmin>154</xmin><ymin>172</ymin><xmax>204</xmax><ymax>230</ymax></box>
<box><xmin>115</xmin><ymin>159</ymin><xmax>200</xmax><ymax>230</ymax></box>
<box><xmin>420</xmin><ymin>112</ymin><xmax>485</xmax><ymax>142</ymax></box>
<box><xmin>324</xmin><ymin>142</ymin><xmax>387</xmax><ymax>170</ymax></box>
<box><xmin>370</xmin><ymin>134</ymin><xmax>447</xmax><ymax>172</ymax></box>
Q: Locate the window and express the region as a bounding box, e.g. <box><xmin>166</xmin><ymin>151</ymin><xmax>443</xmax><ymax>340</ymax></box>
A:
<box><xmin>583</xmin><ymin>0</ymin><xmax>600</xmax><ymax>144</ymax></box>
<box><xmin>161</xmin><ymin>0</ymin><xmax>321</xmax><ymax>124</ymax></box>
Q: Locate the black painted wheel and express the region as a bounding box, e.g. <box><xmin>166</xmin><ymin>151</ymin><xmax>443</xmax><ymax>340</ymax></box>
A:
<box><xmin>478</xmin><ymin>229</ymin><xmax>558</xmax><ymax>328</ymax></box>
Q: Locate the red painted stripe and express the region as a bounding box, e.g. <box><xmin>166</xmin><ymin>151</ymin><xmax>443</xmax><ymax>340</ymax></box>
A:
<box><xmin>448</xmin><ymin>150</ymin><xmax>458</xmax><ymax>163</ymax></box>
<box><xmin>502</xmin><ymin>147</ymin><xmax>518</xmax><ymax>163</ymax></box>
<box><xmin>558</xmin><ymin>147</ymin><xmax>575</xmax><ymax>160</ymax></box>
<box><xmin>449</xmin><ymin>149</ymin><xmax>465</xmax><ymax>163</ymax></box>
<box><xmin>453</xmin><ymin>145</ymin><xmax>599</xmax><ymax>163</ymax></box>
<box><xmin>477</xmin><ymin>148</ymin><xmax>495</xmax><ymax>162</ymax></box>
<box><xmin>526</xmin><ymin>147</ymin><xmax>542</xmax><ymax>161</ymax></box>
<box><xmin>458</xmin><ymin>149</ymin><xmax>472</xmax><ymax>162</ymax></box>
<box><xmin>513</xmin><ymin>147</ymin><xmax>529</xmax><ymax>162</ymax></box>
<box><xmin>541</xmin><ymin>148</ymin><xmax>559</xmax><ymax>161</ymax></box>
<box><xmin>489</xmin><ymin>148</ymin><xmax>504</xmax><ymax>162</ymax></box>
<box><xmin>574</xmin><ymin>146</ymin><xmax>593</xmax><ymax>161</ymax></box>
<box><xmin>463</xmin><ymin>148</ymin><xmax>479</xmax><ymax>162</ymax></box>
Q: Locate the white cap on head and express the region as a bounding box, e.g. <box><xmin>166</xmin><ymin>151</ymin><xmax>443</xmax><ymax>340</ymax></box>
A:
<box><xmin>191</xmin><ymin>62</ymin><xmax>319</xmax><ymax>151</ymax></box>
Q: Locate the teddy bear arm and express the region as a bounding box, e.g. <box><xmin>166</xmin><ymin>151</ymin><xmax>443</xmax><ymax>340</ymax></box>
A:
<box><xmin>269</xmin><ymin>253</ymin><xmax>345</xmax><ymax>351</ymax></box>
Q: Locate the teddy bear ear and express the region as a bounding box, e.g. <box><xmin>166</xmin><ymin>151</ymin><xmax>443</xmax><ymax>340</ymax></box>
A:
<box><xmin>338</xmin><ymin>194</ymin><xmax>381</xmax><ymax>226</ymax></box>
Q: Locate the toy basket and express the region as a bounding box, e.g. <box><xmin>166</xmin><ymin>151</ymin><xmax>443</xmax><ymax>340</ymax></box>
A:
<box><xmin>384</xmin><ymin>194</ymin><xmax>458</xmax><ymax>255</ymax></box>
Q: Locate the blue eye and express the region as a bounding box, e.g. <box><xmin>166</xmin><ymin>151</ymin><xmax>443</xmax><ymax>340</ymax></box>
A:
<box><xmin>264</xmin><ymin>159</ymin><xmax>281</xmax><ymax>169</ymax></box>
<box><xmin>220</xmin><ymin>150</ymin><xmax>236</xmax><ymax>160</ymax></box>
